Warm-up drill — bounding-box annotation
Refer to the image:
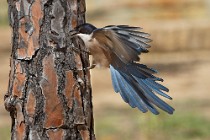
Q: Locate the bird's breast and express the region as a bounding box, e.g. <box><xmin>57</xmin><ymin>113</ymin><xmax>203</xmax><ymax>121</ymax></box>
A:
<box><xmin>89</xmin><ymin>39</ymin><xmax>111</xmax><ymax>68</ymax></box>
<box><xmin>77</xmin><ymin>33</ymin><xmax>111</xmax><ymax>68</ymax></box>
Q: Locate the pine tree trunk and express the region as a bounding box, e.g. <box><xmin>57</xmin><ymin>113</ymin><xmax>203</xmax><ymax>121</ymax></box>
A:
<box><xmin>4</xmin><ymin>0</ymin><xmax>95</xmax><ymax>139</ymax></box>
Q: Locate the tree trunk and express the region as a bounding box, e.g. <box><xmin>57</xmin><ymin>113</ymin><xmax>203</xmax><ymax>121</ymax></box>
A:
<box><xmin>4</xmin><ymin>0</ymin><xmax>95</xmax><ymax>139</ymax></box>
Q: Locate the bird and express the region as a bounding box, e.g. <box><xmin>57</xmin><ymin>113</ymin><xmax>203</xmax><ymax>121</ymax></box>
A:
<box><xmin>71</xmin><ymin>23</ymin><xmax>174</xmax><ymax>115</ymax></box>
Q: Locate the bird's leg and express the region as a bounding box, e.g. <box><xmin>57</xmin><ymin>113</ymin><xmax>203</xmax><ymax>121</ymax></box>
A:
<box><xmin>83</xmin><ymin>59</ymin><xmax>96</xmax><ymax>70</ymax></box>
<box><xmin>77</xmin><ymin>60</ymin><xmax>96</xmax><ymax>71</ymax></box>
<box><xmin>86</xmin><ymin>63</ymin><xmax>97</xmax><ymax>70</ymax></box>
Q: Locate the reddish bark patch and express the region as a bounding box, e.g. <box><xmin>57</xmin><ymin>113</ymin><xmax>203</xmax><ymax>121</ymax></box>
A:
<box><xmin>26</xmin><ymin>90</ymin><xmax>36</xmax><ymax>119</ymax></box>
<box><xmin>16</xmin><ymin>102</ymin><xmax>24</xmax><ymax>126</ymax></box>
<box><xmin>79</xmin><ymin>129</ymin><xmax>90</xmax><ymax>140</ymax></box>
<box><xmin>31</xmin><ymin>0</ymin><xmax>43</xmax><ymax>49</ymax></box>
<box><xmin>40</xmin><ymin>54</ymin><xmax>64</xmax><ymax>128</ymax></box>
<box><xmin>47</xmin><ymin>129</ymin><xmax>64</xmax><ymax>140</ymax></box>
<box><xmin>15</xmin><ymin>62</ymin><xmax>23</xmax><ymax>73</ymax></box>
<box><xmin>16</xmin><ymin>122</ymin><xmax>26</xmax><ymax>140</ymax></box>
<box><xmin>64</xmin><ymin>71</ymin><xmax>75</xmax><ymax>108</ymax></box>
<box><xmin>12</xmin><ymin>63</ymin><xmax>26</xmax><ymax>97</ymax></box>
<box><xmin>72</xmin><ymin>19</ymin><xmax>77</xmax><ymax>28</ymax></box>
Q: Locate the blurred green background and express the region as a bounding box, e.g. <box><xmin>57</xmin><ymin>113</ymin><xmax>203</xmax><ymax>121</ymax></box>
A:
<box><xmin>1</xmin><ymin>0</ymin><xmax>210</xmax><ymax>140</ymax></box>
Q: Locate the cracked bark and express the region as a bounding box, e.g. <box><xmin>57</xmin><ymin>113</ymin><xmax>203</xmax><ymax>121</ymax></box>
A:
<box><xmin>4</xmin><ymin>0</ymin><xmax>95</xmax><ymax>139</ymax></box>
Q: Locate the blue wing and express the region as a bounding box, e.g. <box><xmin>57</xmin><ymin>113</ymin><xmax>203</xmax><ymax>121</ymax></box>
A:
<box><xmin>110</xmin><ymin>63</ymin><xmax>174</xmax><ymax>115</ymax></box>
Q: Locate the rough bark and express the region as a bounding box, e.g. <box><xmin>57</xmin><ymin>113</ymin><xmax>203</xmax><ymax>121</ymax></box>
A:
<box><xmin>4</xmin><ymin>0</ymin><xmax>95</xmax><ymax>139</ymax></box>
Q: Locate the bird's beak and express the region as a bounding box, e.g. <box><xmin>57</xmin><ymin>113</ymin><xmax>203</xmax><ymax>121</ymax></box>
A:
<box><xmin>70</xmin><ymin>29</ymin><xmax>78</xmax><ymax>37</ymax></box>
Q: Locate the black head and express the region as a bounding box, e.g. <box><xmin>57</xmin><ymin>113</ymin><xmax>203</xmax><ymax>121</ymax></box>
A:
<box><xmin>75</xmin><ymin>23</ymin><xmax>97</xmax><ymax>34</ymax></box>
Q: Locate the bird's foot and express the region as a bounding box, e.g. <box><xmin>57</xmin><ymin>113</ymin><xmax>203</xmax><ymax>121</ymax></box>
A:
<box><xmin>77</xmin><ymin>64</ymin><xmax>96</xmax><ymax>71</ymax></box>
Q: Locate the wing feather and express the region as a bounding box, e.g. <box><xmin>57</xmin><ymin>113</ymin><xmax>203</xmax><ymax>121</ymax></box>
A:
<box><xmin>91</xmin><ymin>25</ymin><xmax>151</xmax><ymax>64</ymax></box>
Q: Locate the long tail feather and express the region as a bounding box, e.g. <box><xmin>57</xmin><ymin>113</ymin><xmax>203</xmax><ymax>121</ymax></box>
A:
<box><xmin>110</xmin><ymin>63</ymin><xmax>174</xmax><ymax>115</ymax></box>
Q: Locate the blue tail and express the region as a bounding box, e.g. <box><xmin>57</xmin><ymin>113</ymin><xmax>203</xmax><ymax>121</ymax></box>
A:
<box><xmin>110</xmin><ymin>63</ymin><xmax>174</xmax><ymax>115</ymax></box>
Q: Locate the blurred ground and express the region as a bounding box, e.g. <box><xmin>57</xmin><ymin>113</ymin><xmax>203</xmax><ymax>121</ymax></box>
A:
<box><xmin>1</xmin><ymin>0</ymin><xmax>210</xmax><ymax>140</ymax></box>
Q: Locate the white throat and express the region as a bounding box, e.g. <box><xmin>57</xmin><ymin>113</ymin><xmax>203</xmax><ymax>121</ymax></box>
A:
<box><xmin>77</xmin><ymin>33</ymin><xmax>96</xmax><ymax>49</ymax></box>
<box><xmin>77</xmin><ymin>33</ymin><xmax>92</xmax><ymax>43</ymax></box>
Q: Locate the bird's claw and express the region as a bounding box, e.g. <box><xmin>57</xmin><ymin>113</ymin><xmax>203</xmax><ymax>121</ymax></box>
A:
<box><xmin>77</xmin><ymin>64</ymin><xmax>96</xmax><ymax>71</ymax></box>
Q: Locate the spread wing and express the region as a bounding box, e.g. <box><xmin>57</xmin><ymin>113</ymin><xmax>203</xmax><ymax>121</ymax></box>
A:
<box><xmin>91</xmin><ymin>25</ymin><xmax>152</xmax><ymax>66</ymax></box>
<box><xmin>91</xmin><ymin>25</ymin><xmax>174</xmax><ymax>114</ymax></box>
